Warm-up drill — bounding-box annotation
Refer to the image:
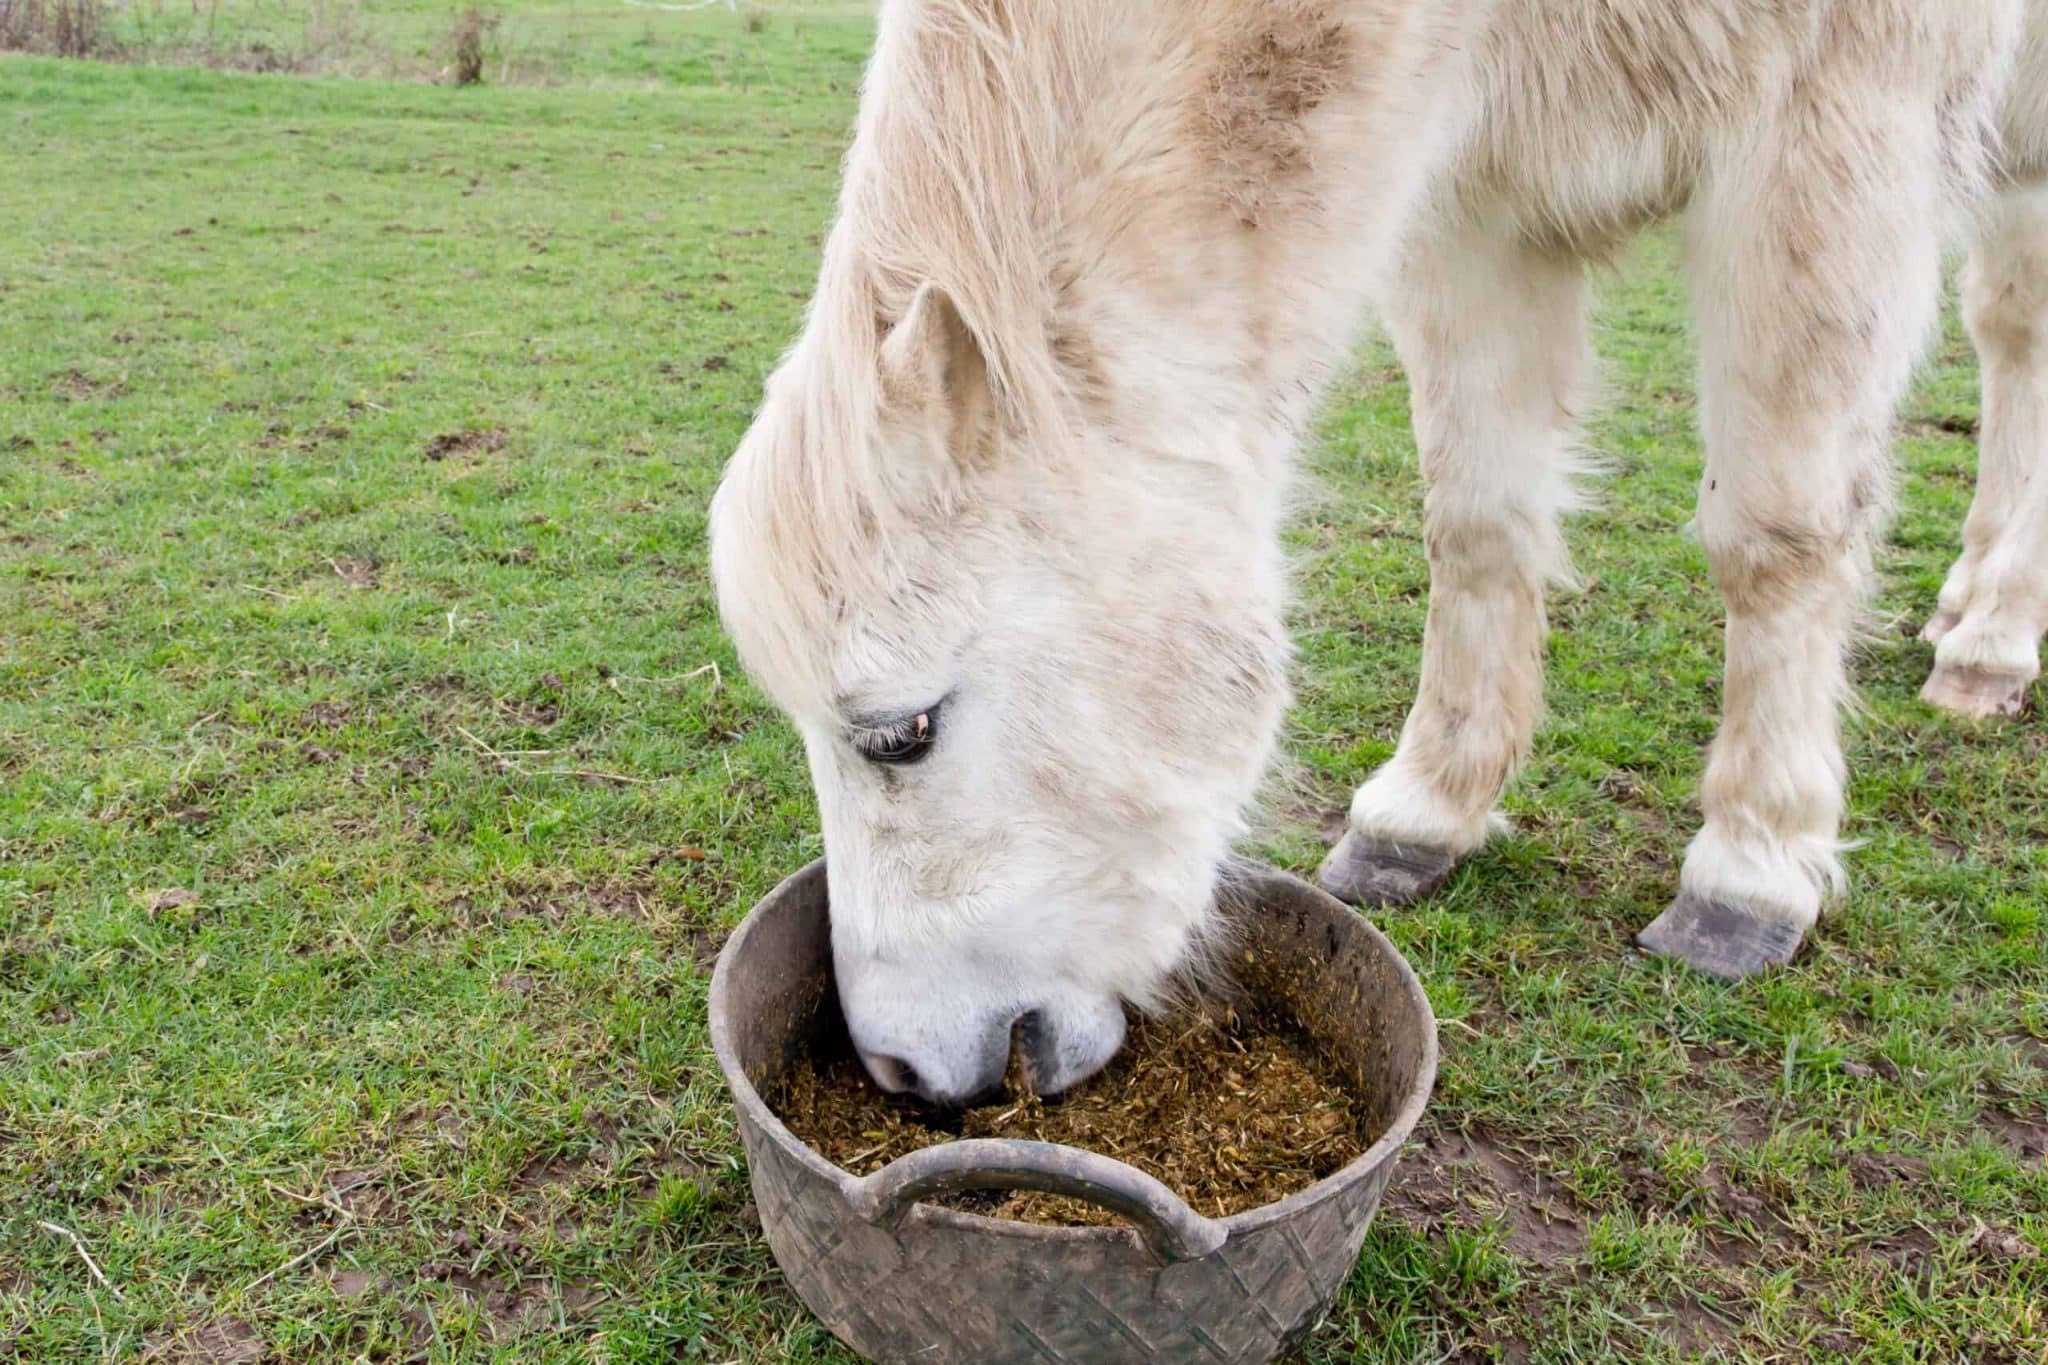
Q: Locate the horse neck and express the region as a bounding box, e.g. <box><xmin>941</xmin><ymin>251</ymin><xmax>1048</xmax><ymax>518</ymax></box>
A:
<box><xmin>840</xmin><ymin>0</ymin><xmax>1482</xmax><ymax>505</ymax></box>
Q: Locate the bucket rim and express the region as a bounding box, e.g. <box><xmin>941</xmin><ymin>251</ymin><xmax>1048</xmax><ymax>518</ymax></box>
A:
<box><xmin>709</xmin><ymin>857</ymin><xmax>1439</xmax><ymax>1249</ymax></box>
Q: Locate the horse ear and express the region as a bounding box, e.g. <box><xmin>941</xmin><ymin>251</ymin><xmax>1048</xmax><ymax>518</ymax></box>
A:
<box><xmin>877</xmin><ymin>282</ymin><xmax>994</xmax><ymax>468</ymax></box>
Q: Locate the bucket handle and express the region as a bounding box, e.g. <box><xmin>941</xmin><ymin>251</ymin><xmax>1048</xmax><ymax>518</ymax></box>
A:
<box><xmin>843</xmin><ymin>1138</ymin><xmax>1228</xmax><ymax>1264</ymax></box>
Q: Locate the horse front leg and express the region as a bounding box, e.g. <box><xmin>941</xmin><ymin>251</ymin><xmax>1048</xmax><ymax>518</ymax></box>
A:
<box><xmin>1638</xmin><ymin>92</ymin><xmax>1948</xmax><ymax>979</ymax></box>
<box><xmin>1923</xmin><ymin>182</ymin><xmax>2048</xmax><ymax>719</ymax></box>
<box><xmin>1322</xmin><ymin>224</ymin><xmax>1589</xmax><ymax>907</ymax></box>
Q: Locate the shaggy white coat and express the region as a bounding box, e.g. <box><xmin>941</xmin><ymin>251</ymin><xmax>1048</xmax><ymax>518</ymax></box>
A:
<box><xmin>712</xmin><ymin>0</ymin><xmax>2046</xmax><ymax>1100</ymax></box>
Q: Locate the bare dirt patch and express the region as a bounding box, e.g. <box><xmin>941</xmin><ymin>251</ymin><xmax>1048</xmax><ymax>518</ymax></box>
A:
<box><xmin>673</xmin><ymin>918</ymin><xmax>726</xmax><ymax>973</ymax></box>
<box><xmin>297</xmin><ymin>700</ymin><xmax>357</xmax><ymax>733</ymax></box>
<box><xmin>511</xmin><ymin>1151</ymin><xmax>597</xmax><ymax>1210</ymax></box>
<box><xmin>1868</xmin><ymin>1224</ymin><xmax>1940</xmax><ymax>1273</ymax></box>
<box><xmin>48</xmin><ymin>367</ymin><xmax>123</xmax><ymax>400</ymax></box>
<box><xmin>413</xmin><ymin>1243</ymin><xmax>603</xmax><ymax>1342</ymax></box>
<box><xmin>328</xmin><ymin>1167</ymin><xmax>396</xmax><ymax>1222</ymax></box>
<box><xmin>496</xmin><ymin>698</ymin><xmax>558</xmax><ymax>729</ymax></box>
<box><xmin>1982</xmin><ymin>1107</ymin><xmax>2048</xmax><ymax>1164</ymax></box>
<box><xmin>1964</xmin><ymin>1222</ymin><xmax>2040</xmax><ymax>1265</ymax></box>
<box><xmin>327</xmin><ymin>1267</ymin><xmax>383</xmax><ymax>1298</ymax></box>
<box><xmin>2013</xmin><ymin>1034</ymin><xmax>2048</xmax><ymax>1071</ymax></box>
<box><xmin>1371</xmin><ymin>1121</ymin><xmax>1760</xmax><ymax>1359</ymax></box>
<box><xmin>1848</xmin><ymin>1152</ymin><xmax>1931</xmax><ymax>1188</ymax></box>
<box><xmin>1660</xmin><ymin>1297</ymin><xmax>1739</xmax><ymax>1354</ymax></box>
<box><xmin>1695</xmin><ymin>1162</ymin><xmax>1794</xmax><ymax>1254</ymax></box>
<box><xmin>138</xmin><ymin>887</ymin><xmax>201</xmax><ymax>915</ymax></box>
<box><xmin>1269</xmin><ymin>789</ymin><xmax>1351</xmax><ymax>855</ymax></box>
<box><xmin>1903</xmin><ymin>413</ymin><xmax>1979</xmax><ymax>439</ymax></box>
<box><xmin>1382</xmin><ymin>1124</ymin><xmax>1588</xmax><ymax>1265</ymax></box>
<box><xmin>424</xmin><ymin>428</ymin><xmax>507</xmax><ymax>462</ymax></box>
<box><xmin>142</xmin><ymin>1318</ymin><xmax>264</xmax><ymax>1363</ymax></box>
<box><xmin>504</xmin><ymin>878</ymin><xmax>656</xmax><ymax>924</ymax></box>
<box><xmin>475</xmin><ymin>878</ymin><xmax>723</xmax><ymax>971</ymax></box>
<box><xmin>327</xmin><ymin>555</ymin><xmax>377</xmax><ymax>590</ymax></box>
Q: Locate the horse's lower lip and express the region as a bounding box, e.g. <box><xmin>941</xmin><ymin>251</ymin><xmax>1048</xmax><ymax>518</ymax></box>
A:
<box><xmin>910</xmin><ymin>1089</ymin><xmax>997</xmax><ymax>1117</ymax></box>
<box><xmin>954</xmin><ymin>1085</ymin><xmax>1007</xmax><ymax>1110</ymax></box>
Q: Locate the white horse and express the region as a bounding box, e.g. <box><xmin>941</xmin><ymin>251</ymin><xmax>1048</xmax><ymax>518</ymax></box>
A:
<box><xmin>712</xmin><ymin>0</ymin><xmax>2045</xmax><ymax>1105</ymax></box>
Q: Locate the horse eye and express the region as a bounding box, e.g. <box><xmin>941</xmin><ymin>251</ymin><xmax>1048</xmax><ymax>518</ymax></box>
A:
<box><xmin>854</xmin><ymin>706</ymin><xmax>939</xmax><ymax>765</ymax></box>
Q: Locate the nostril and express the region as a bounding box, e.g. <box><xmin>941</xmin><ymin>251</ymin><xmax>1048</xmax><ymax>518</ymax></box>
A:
<box><xmin>1012</xmin><ymin>1009</ymin><xmax>1042</xmax><ymax>1057</ymax></box>
<box><xmin>860</xmin><ymin>1052</ymin><xmax>920</xmax><ymax>1095</ymax></box>
<box><xmin>1012</xmin><ymin>1010</ymin><xmax>1049</xmax><ymax>1091</ymax></box>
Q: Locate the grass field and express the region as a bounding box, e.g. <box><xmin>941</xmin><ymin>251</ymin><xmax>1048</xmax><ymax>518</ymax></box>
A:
<box><xmin>2</xmin><ymin>17</ymin><xmax>2045</xmax><ymax>1362</ymax></box>
<box><xmin>22</xmin><ymin>0</ymin><xmax>877</xmax><ymax>86</ymax></box>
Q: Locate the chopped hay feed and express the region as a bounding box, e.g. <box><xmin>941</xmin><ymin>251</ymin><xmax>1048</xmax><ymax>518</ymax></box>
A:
<box><xmin>771</xmin><ymin>1006</ymin><xmax>1374</xmax><ymax>1225</ymax></box>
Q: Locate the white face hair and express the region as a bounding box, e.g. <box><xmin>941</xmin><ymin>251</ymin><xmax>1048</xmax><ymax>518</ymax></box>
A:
<box><xmin>711</xmin><ymin>283</ymin><xmax>1291</xmax><ymax>1105</ymax></box>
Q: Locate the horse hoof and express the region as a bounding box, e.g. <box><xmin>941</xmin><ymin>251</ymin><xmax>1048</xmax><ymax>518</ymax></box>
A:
<box><xmin>1635</xmin><ymin>892</ymin><xmax>1804</xmax><ymax>982</ymax></box>
<box><xmin>1317</xmin><ymin>830</ymin><xmax>1458</xmax><ymax>908</ymax></box>
<box><xmin>1919</xmin><ymin>608</ymin><xmax>1961</xmax><ymax>645</ymax></box>
<box><xmin>1921</xmin><ymin>661</ymin><xmax>2031</xmax><ymax>719</ymax></box>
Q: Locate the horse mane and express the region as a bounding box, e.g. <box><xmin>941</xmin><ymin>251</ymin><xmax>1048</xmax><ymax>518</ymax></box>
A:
<box><xmin>836</xmin><ymin>0</ymin><xmax>1104</xmax><ymax>431</ymax></box>
<box><xmin>713</xmin><ymin>0</ymin><xmax>1113</xmax><ymax>712</ymax></box>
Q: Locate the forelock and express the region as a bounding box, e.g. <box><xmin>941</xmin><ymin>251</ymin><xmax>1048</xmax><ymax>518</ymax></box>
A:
<box><xmin>713</xmin><ymin>0</ymin><xmax>1106</xmax><ymax>712</ymax></box>
<box><xmin>711</xmin><ymin>328</ymin><xmax>887</xmax><ymax>720</ymax></box>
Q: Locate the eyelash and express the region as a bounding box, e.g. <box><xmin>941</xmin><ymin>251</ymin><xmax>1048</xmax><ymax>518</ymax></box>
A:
<box><xmin>851</xmin><ymin>705</ymin><xmax>941</xmax><ymax>765</ymax></box>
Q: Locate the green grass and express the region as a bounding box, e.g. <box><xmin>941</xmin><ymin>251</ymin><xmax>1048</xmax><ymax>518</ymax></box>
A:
<box><xmin>2</xmin><ymin>31</ymin><xmax>2045</xmax><ymax>1364</ymax></box>
<box><xmin>91</xmin><ymin>0</ymin><xmax>877</xmax><ymax>88</ymax></box>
